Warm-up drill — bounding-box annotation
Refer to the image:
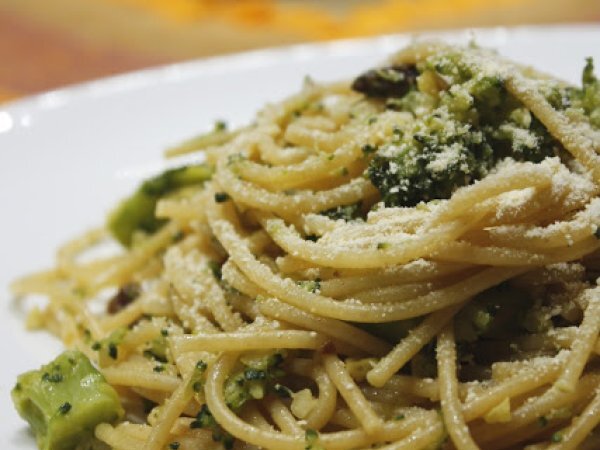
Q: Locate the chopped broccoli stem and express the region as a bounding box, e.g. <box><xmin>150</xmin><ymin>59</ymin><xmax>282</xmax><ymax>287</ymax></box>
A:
<box><xmin>11</xmin><ymin>351</ymin><xmax>124</xmax><ymax>450</ymax></box>
<box><xmin>107</xmin><ymin>164</ymin><xmax>212</xmax><ymax>247</ymax></box>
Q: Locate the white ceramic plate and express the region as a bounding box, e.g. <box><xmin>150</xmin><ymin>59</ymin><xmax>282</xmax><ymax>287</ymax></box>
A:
<box><xmin>1</xmin><ymin>24</ymin><xmax>598</xmax><ymax>448</ymax></box>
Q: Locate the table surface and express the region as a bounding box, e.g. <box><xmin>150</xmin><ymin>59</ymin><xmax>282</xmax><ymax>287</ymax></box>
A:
<box><xmin>1</xmin><ymin>0</ymin><xmax>599</xmax><ymax>103</ymax></box>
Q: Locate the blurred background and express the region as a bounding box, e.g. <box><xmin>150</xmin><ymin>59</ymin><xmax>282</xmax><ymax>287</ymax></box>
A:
<box><xmin>1</xmin><ymin>0</ymin><xmax>599</xmax><ymax>103</ymax></box>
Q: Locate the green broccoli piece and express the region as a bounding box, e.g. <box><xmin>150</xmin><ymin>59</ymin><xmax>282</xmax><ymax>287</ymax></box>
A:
<box><xmin>367</xmin><ymin>112</ymin><xmax>495</xmax><ymax>207</ymax></box>
<box><xmin>223</xmin><ymin>352</ymin><xmax>286</xmax><ymax>411</ymax></box>
<box><xmin>365</xmin><ymin>54</ymin><xmax>563</xmax><ymax>207</ymax></box>
<box><xmin>12</xmin><ymin>351</ymin><xmax>124</xmax><ymax>450</ymax></box>
<box><xmin>108</xmin><ymin>164</ymin><xmax>212</xmax><ymax>247</ymax></box>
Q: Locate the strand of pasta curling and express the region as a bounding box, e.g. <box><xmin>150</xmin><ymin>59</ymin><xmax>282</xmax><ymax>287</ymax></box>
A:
<box><xmin>207</xmin><ymin>198</ymin><xmax>528</xmax><ymax>322</ymax></box>
<box><xmin>437</xmin><ymin>325</ymin><xmax>481</xmax><ymax>450</ymax></box>
<box><xmin>471</xmin><ymin>374</ymin><xmax>600</xmax><ymax>446</ymax></box>
<box><xmin>215</xmin><ymin>159</ymin><xmax>377</xmax><ymax>217</ymax></box>
<box><xmin>144</xmin><ymin>368</ymin><xmax>198</xmax><ymax>450</ymax></box>
<box><xmin>552</xmin><ymin>287</ymin><xmax>600</xmax><ymax>393</ymax></box>
<box><xmin>287</xmin><ymin>362</ymin><xmax>338</xmax><ymax>430</ymax></box>
<box><xmin>221</xmin><ymin>259</ymin><xmax>392</xmax><ymax>354</ymax></box>
<box><xmin>367</xmin><ymin>302</ymin><xmax>464</xmax><ymax>387</ymax></box>
<box><xmin>257</xmin><ymin>211</ymin><xmax>485</xmax><ymax>269</ymax></box>
<box><xmin>322</xmin><ymin>353</ymin><xmax>384</xmax><ymax>435</ymax></box>
<box><xmin>546</xmin><ymin>387</ymin><xmax>600</xmax><ymax>450</ymax></box>
<box><xmin>252</xmin><ymin>162</ymin><xmax>577</xmax><ymax>268</ymax></box>
<box><xmin>204</xmin><ymin>352</ymin><xmax>441</xmax><ymax>450</ymax></box>
<box><xmin>232</xmin><ymin>133</ymin><xmax>363</xmax><ymax>190</ymax></box>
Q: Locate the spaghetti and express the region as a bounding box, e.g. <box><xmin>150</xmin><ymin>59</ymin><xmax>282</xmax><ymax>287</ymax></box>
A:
<box><xmin>11</xmin><ymin>41</ymin><xmax>600</xmax><ymax>450</ymax></box>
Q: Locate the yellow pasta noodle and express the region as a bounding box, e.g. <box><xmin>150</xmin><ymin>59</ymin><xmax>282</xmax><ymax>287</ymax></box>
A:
<box><xmin>10</xmin><ymin>41</ymin><xmax>600</xmax><ymax>450</ymax></box>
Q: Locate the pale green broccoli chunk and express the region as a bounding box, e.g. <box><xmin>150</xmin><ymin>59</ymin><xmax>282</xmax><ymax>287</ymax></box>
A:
<box><xmin>12</xmin><ymin>351</ymin><xmax>124</xmax><ymax>450</ymax></box>
<box><xmin>108</xmin><ymin>164</ymin><xmax>212</xmax><ymax>247</ymax></box>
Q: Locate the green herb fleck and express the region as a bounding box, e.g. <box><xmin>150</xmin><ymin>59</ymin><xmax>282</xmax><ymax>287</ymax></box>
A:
<box><xmin>305</xmin><ymin>429</ymin><xmax>324</xmax><ymax>450</ymax></box>
<box><xmin>214</xmin><ymin>192</ymin><xmax>230</xmax><ymax>203</ymax></box>
<box><xmin>207</xmin><ymin>261</ymin><xmax>222</xmax><ymax>280</ymax></box>
<box><xmin>41</xmin><ymin>372</ymin><xmax>63</xmax><ymax>383</ymax></box>
<box><xmin>107</xmin><ymin>343</ymin><xmax>118</xmax><ymax>360</ymax></box>
<box><xmin>297</xmin><ymin>280</ymin><xmax>321</xmax><ymax>293</ymax></box>
<box><xmin>58</xmin><ymin>402</ymin><xmax>71</xmax><ymax>415</ymax></box>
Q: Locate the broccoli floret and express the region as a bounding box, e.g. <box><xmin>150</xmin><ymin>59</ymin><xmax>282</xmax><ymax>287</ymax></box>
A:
<box><xmin>368</xmin><ymin>110</ymin><xmax>495</xmax><ymax>207</ymax></box>
<box><xmin>108</xmin><ymin>164</ymin><xmax>212</xmax><ymax>247</ymax></box>
<box><xmin>363</xmin><ymin>54</ymin><xmax>563</xmax><ymax>207</ymax></box>
<box><xmin>12</xmin><ymin>351</ymin><xmax>124</xmax><ymax>450</ymax></box>
<box><xmin>223</xmin><ymin>352</ymin><xmax>286</xmax><ymax>411</ymax></box>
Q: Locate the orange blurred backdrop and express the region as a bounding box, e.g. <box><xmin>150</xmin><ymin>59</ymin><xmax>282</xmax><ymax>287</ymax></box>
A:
<box><xmin>1</xmin><ymin>0</ymin><xmax>599</xmax><ymax>102</ymax></box>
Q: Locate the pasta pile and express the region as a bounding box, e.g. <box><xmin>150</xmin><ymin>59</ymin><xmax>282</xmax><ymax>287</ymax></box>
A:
<box><xmin>13</xmin><ymin>42</ymin><xmax>600</xmax><ymax>450</ymax></box>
